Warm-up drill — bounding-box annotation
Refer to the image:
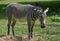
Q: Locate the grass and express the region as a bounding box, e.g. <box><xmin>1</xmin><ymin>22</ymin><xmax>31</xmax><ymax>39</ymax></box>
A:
<box><xmin>0</xmin><ymin>0</ymin><xmax>59</xmax><ymax>4</ymax></box>
<box><xmin>0</xmin><ymin>19</ymin><xmax>60</xmax><ymax>41</ymax></box>
<box><xmin>0</xmin><ymin>0</ymin><xmax>60</xmax><ymax>41</ymax></box>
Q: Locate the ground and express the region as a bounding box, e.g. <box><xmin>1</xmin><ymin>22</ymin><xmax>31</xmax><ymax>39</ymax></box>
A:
<box><xmin>0</xmin><ymin>35</ymin><xmax>44</xmax><ymax>41</ymax></box>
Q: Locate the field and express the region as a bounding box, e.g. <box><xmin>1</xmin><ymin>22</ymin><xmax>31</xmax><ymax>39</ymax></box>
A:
<box><xmin>0</xmin><ymin>0</ymin><xmax>60</xmax><ymax>41</ymax></box>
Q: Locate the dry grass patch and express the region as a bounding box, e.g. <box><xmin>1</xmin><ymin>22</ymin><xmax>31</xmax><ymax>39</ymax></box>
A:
<box><xmin>0</xmin><ymin>35</ymin><xmax>44</xmax><ymax>41</ymax></box>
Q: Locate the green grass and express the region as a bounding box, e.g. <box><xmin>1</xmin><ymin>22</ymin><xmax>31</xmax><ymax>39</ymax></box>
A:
<box><xmin>0</xmin><ymin>0</ymin><xmax>59</xmax><ymax>4</ymax></box>
<box><xmin>0</xmin><ymin>0</ymin><xmax>60</xmax><ymax>41</ymax></box>
<box><xmin>0</xmin><ymin>19</ymin><xmax>60</xmax><ymax>41</ymax></box>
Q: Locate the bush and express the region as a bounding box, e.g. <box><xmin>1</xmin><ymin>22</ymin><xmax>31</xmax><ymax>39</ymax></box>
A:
<box><xmin>51</xmin><ymin>15</ymin><xmax>60</xmax><ymax>22</ymax></box>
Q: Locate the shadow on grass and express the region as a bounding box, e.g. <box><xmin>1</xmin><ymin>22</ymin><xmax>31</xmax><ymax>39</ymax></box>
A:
<box><xmin>47</xmin><ymin>23</ymin><xmax>60</xmax><ymax>27</ymax></box>
<box><xmin>0</xmin><ymin>4</ymin><xmax>7</xmax><ymax>19</ymax></box>
<box><xmin>46</xmin><ymin>23</ymin><xmax>60</xmax><ymax>35</ymax></box>
<box><xmin>0</xmin><ymin>1</ymin><xmax>60</xmax><ymax>19</ymax></box>
<box><xmin>0</xmin><ymin>0</ymin><xmax>5</xmax><ymax>1</ymax></box>
<box><xmin>46</xmin><ymin>31</ymin><xmax>60</xmax><ymax>35</ymax></box>
<box><xmin>19</xmin><ymin>22</ymin><xmax>60</xmax><ymax>28</ymax></box>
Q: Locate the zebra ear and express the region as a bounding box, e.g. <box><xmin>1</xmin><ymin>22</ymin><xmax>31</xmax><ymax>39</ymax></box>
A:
<box><xmin>43</xmin><ymin>8</ymin><xmax>49</xmax><ymax>13</ymax></box>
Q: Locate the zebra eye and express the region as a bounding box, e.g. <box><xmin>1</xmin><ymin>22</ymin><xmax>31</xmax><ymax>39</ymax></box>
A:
<box><xmin>34</xmin><ymin>8</ymin><xmax>36</xmax><ymax>11</ymax></box>
<box><xmin>37</xmin><ymin>9</ymin><xmax>43</xmax><ymax>13</ymax></box>
<box><xmin>40</xmin><ymin>10</ymin><xmax>42</xmax><ymax>12</ymax></box>
<box><xmin>37</xmin><ymin>10</ymin><xmax>40</xmax><ymax>12</ymax></box>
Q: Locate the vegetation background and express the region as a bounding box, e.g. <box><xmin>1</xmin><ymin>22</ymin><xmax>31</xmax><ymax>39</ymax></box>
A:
<box><xmin>0</xmin><ymin>0</ymin><xmax>60</xmax><ymax>41</ymax></box>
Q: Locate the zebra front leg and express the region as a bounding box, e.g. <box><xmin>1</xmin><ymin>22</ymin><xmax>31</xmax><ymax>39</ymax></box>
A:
<box><xmin>28</xmin><ymin>20</ymin><xmax>35</xmax><ymax>40</ymax></box>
